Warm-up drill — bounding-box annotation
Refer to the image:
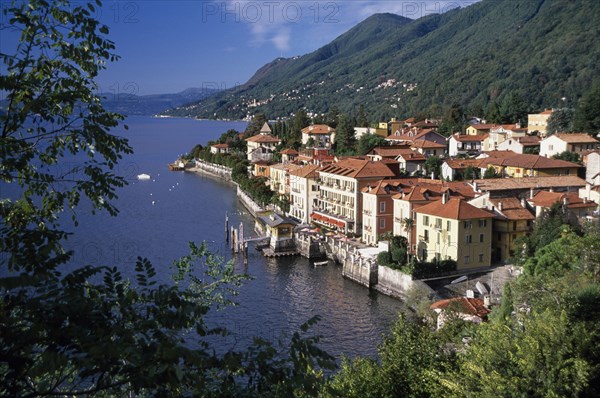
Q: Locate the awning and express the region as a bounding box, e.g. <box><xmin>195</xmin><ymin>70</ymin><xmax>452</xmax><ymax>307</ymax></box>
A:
<box><xmin>311</xmin><ymin>212</ymin><xmax>346</xmax><ymax>229</ymax></box>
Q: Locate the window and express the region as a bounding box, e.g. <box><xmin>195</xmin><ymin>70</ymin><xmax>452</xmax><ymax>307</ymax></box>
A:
<box><xmin>423</xmin><ymin>215</ymin><xmax>429</xmax><ymax>225</ymax></box>
<box><xmin>380</xmin><ymin>201</ymin><xmax>386</xmax><ymax>213</ymax></box>
<box><xmin>480</xmin><ymin>233</ymin><xmax>484</xmax><ymax>243</ymax></box>
<box><xmin>437</xmin><ymin>232</ymin><xmax>440</xmax><ymax>244</ymax></box>
<box><xmin>421</xmin><ymin>249</ymin><xmax>428</xmax><ymax>261</ymax></box>
<box><xmin>479</xmin><ymin>253</ymin><xmax>484</xmax><ymax>262</ymax></box>
<box><xmin>513</xmin><ymin>221</ymin><xmax>517</xmax><ymax>231</ymax></box>
<box><xmin>435</xmin><ymin>218</ymin><xmax>442</xmax><ymax>229</ymax></box>
<box><xmin>379</xmin><ymin>218</ymin><xmax>385</xmax><ymax>229</ymax></box>
<box><xmin>464</xmin><ymin>255</ymin><xmax>470</xmax><ymax>264</ymax></box>
<box><xmin>465</xmin><ymin>234</ymin><xmax>472</xmax><ymax>244</ymax></box>
<box><xmin>424</xmin><ymin>230</ymin><xmax>429</xmax><ymax>242</ymax></box>
<box><xmin>479</xmin><ymin>219</ymin><xmax>487</xmax><ymax>228</ymax></box>
<box><xmin>464</xmin><ymin>220</ymin><xmax>472</xmax><ymax>229</ymax></box>
<box><xmin>447</xmin><ymin>220</ymin><xmax>451</xmax><ymax>231</ymax></box>
<box><xmin>549</xmin><ymin>144</ymin><xmax>554</xmax><ymax>151</ymax></box>
<box><xmin>497</xmin><ymin>233</ymin><xmax>502</xmax><ymax>241</ymax></box>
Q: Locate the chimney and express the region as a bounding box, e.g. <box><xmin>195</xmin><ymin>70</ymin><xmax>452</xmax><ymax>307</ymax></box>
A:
<box><xmin>498</xmin><ymin>201</ymin><xmax>503</xmax><ymax>211</ymax></box>
<box><xmin>484</xmin><ymin>295</ymin><xmax>491</xmax><ymax>308</ymax></box>
<box><xmin>442</xmin><ymin>192</ymin><xmax>448</xmax><ymax>204</ymax></box>
<box><xmin>473</xmin><ymin>181</ymin><xmax>478</xmax><ymax>191</ymax></box>
<box><xmin>587</xmin><ymin>183</ymin><xmax>592</xmax><ymax>198</ymax></box>
<box><xmin>431</xmin><ymin>171</ymin><xmax>435</xmax><ymax>180</ymax></box>
<box><xmin>563</xmin><ymin>196</ymin><xmax>569</xmax><ymax>206</ymax></box>
<box><xmin>530</xmin><ymin>188</ymin><xmax>535</xmax><ymax>199</ymax></box>
<box><xmin>521</xmin><ymin>198</ymin><xmax>527</xmax><ymax>208</ymax></box>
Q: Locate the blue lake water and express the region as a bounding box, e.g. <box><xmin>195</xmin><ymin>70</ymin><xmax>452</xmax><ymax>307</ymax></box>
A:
<box><xmin>20</xmin><ymin>116</ymin><xmax>410</xmax><ymax>360</ymax></box>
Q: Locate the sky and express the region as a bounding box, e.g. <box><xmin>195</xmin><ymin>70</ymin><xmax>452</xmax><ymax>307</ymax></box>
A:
<box><xmin>1</xmin><ymin>0</ymin><xmax>480</xmax><ymax>96</ymax></box>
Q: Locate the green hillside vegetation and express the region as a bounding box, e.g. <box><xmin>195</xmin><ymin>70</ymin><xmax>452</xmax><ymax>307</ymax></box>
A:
<box><xmin>165</xmin><ymin>0</ymin><xmax>600</xmax><ymax>122</ymax></box>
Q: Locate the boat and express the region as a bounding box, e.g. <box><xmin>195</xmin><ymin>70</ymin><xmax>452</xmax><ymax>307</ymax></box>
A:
<box><xmin>137</xmin><ymin>173</ymin><xmax>151</xmax><ymax>180</ymax></box>
<box><xmin>450</xmin><ymin>275</ymin><xmax>467</xmax><ymax>284</ymax></box>
<box><xmin>313</xmin><ymin>261</ymin><xmax>328</xmax><ymax>267</ymax></box>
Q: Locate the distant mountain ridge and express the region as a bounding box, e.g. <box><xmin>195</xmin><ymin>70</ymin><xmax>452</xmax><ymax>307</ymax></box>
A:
<box><xmin>164</xmin><ymin>0</ymin><xmax>600</xmax><ymax>120</ymax></box>
<box><xmin>100</xmin><ymin>87</ymin><xmax>220</xmax><ymax>116</ymax></box>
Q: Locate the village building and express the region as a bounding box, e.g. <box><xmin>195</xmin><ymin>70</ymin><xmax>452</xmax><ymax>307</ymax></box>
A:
<box><xmin>301</xmin><ymin>124</ymin><xmax>336</xmax><ymax>148</ymax></box>
<box><xmin>269</xmin><ymin>163</ymin><xmax>302</xmax><ymax>196</ymax></box>
<box><xmin>583</xmin><ymin>151</ymin><xmax>600</xmax><ymax>185</ymax></box>
<box><xmin>496</xmin><ymin>135</ymin><xmax>541</xmax><ymax>154</ymax></box>
<box><xmin>528</xmin><ymin>190</ymin><xmax>597</xmax><ymax>222</ymax></box>
<box><xmin>465</xmin><ymin>123</ymin><xmax>496</xmax><ymax>136</ymax></box>
<box><xmin>441</xmin><ymin>158</ymin><xmax>483</xmax><ymax>181</ymax></box>
<box><xmin>280</xmin><ymin>148</ymin><xmax>298</xmax><ymax>163</ymax></box>
<box><xmin>539</xmin><ymin>133</ymin><xmax>599</xmax><ymax>158</ymax></box>
<box><xmin>210</xmin><ymin>143</ymin><xmax>230</xmax><ymax>154</ymax></box>
<box><xmin>288</xmin><ymin>164</ymin><xmax>320</xmax><ymax>224</ymax></box>
<box><xmin>486</xmin><ymin>124</ymin><xmax>528</xmax><ymax>151</ymax></box>
<box><xmin>414</xmin><ymin>196</ymin><xmax>493</xmax><ymax>270</ymax></box>
<box><xmin>477</xmin><ymin>151</ymin><xmax>580</xmax><ymax>178</ymax></box>
<box><xmin>312</xmin><ymin>158</ymin><xmax>396</xmax><ymax>235</ymax></box>
<box><xmin>448</xmin><ymin>133</ymin><xmax>487</xmax><ymax>157</ymax></box>
<box><xmin>579</xmin><ymin>184</ymin><xmax>600</xmax><ymax>206</ymax></box>
<box><xmin>354</xmin><ymin>126</ymin><xmax>387</xmax><ymax>139</ymax></box>
<box><xmin>246</xmin><ymin>122</ymin><xmax>281</xmax><ymax>165</ymax></box>
<box><xmin>527</xmin><ymin>108</ymin><xmax>553</xmax><ymax>136</ymax></box>
<box><xmin>471</xmin><ymin>176</ymin><xmax>587</xmax><ymax>198</ymax></box>
<box><xmin>255</xmin><ymin>211</ymin><xmax>297</xmax><ymax>253</ymax></box>
<box><xmin>361</xmin><ymin>179</ymin><xmax>407</xmax><ymax>245</ymax></box>
<box><xmin>430</xmin><ymin>297</ymin><xmax>491</xmax><ymax>330</ymax></box>
<box><xmin>469</xmin><ymin>194</ymin><xmax>535</xmax><ymax>263</ymax></box>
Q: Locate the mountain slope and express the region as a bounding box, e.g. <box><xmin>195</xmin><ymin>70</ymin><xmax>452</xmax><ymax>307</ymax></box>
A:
<box><xmin>165</xmin><ymin>0</ymin><xmax>600</xmax><ymax>120</ymax></box>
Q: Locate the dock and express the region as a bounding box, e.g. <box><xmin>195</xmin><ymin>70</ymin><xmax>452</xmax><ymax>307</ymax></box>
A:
<box><xmin>262</xmin><ymin>249</ymin><xmax>299</xmax><ymax>257</ymax></box>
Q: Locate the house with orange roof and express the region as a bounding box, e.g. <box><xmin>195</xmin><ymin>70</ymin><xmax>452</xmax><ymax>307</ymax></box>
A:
<box><xmin>210</xmin><ymin>143</ymin><xmax>230</xmax><ymax>154</ymax></box>
<box><xmin>410</xmin><ymin>139</ymin><xmax>447</xmax><ymax>157</ymax></box>
<box><xmin>540</xmin><ymin>133</ymin><xmax>599</xmax><ymax>158</ymax></box>
<box><xmin>441</xmin><ymin>158</ymin><xmax>483</xmax><ymax>181</ymax></box>
<box><xmin>486</xmin><ymin>124</ymin><xmax>528</xmax><ymax>151</ymax></box>
<box><xmin>465</xmin><ymin>123</ymin><xmax>496</xmax><ymax>136</ymax></box>
<box><xmin>430</xmin><ymin>296</ymin><xmax>491</xmax><ymax>330</ymax></box>
<box><xmin>448</xmin><ymin>133</ymin><xmax>488</xmax><ymax>157</ymax></box>
<box><xmin>496</xmin><ymin>135</ymin><xmax>541</xmax><ymax>154</ymax></box>
<box><xmin>471</xmin><ymin>176</ymin><xmax>587</xmax><ymax>198</ymax></box>
<box><xmin>414</xmin><ymin>197</ymin><xmax>493</xmax><ymax>270</ymax></box>
<box><xmin>246</xmin><ymin>122</ymin><xmax>281</xmax><ymax>165</ymax></box>
<box><xmin>301</xmin><ymin>124</ymin><xmax>336</xmax><ymax>149</ymax></box>
<box><xmin>469</xmin><ymin>194</ymin><xmax>535</xmax><ymax>262</ymax></box>
<box><xmin>280</xmin><ymin>148</ymin><xmax>298</xmax><ymax>163</ymax></box>
<box><xmin>288</xmin><ymin>164</ymin><xmax>320</xmax><ymax>223</ymax></box>
<box><xmin>367</xmin><ymin>145</ymin><xmax>412</xmax><ymax>161</ymax></box>
<box><xmin>269</xmin><ymin>163</ymin><xmax>302</xmax><ymax>196</ymax></box>
<box><xmin>312</xmin><ymin>159</ymin><xmax>396</xmax><ymax>234</ymax></box>
<box><xmin>361</xmin><ymin>179</ymin><xmax>411</xmax><ymax>245</ymax></box>
<box><xmin>527</xmin><ymin>190</ymin><xmax>597</xmax><ymax>221</ymax></box>
<box><xmin>477</xmin><ymin>151</ymin><xmax>580</xmax><ymax>178</ymax></box>
<box><xmin>527</xmin><ymin>108</ymin><xmax>553</xmax><ymax>137</ymax></box>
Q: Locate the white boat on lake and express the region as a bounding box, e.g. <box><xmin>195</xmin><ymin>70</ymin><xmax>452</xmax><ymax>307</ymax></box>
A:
<box><xmin>137</xmin><ymin>173</ymin><xmax>151</xmax><ymax>180</ymax></box>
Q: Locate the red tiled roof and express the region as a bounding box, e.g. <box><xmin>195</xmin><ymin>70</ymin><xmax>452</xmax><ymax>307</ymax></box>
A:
<box><xmin>211</xmin><ymin>143</ymin><xmax>229</xmax><ymax>148</ymax></box>
<box><xmin>411</xmin><ymin>139</ymin><xmax>446</xmax><ymax>149</ymax></box>
<box><xmin>301</xmin><ymin>124</ymin><xmax>336</xmax><ymax>135</ymax></box>
<box><xmin>280</xmin><ymin>148</ymin><xmax>299</xmax><ymax>155</ymax></box>
<box><xmin>452</xmin><ymin>133</ymin><xmax>488</xmax><ymax>142</ymax></box>
<box><xmin>444</xmin><ymin>158</ymin><xmax>483</xmax><ymax>170</ymax></box>
<box><xmin>528</xmin><ymin>191</ymin><xmax>596</xmax><ymax>209</ymax></box>
<box><xmin>289</xmin><ymin>164</ymin><xmax>320</xmax><ymax>179</ymax></box>
<box><xmin>246</xmin><ymin>133</ymin><xmax>281</xmax><ymax>143</ymax></box>
<box><xmin>479</xmin><ymin>152</ymin><xmax>580</xmax><ymax>170</ymax></box>
<box><xmin>551</xmin><ymin>133</ymin><xmax>599</xmax><ymax>144</ymax></box>
<box><xmin>473</xmin><ymin>176</ymin><xmax>586</xmax><ymax>192</ymax></box>
<box><xmin>488</xmin><ymin>197</ymin><xmax>534</xmax><ymax>221</ymax></box>
<box><xmin>319</xmin><ymin>159</ymin><xmax>395</xmax><ymax>179</ymax></box>
<box><xmin>369</xmin><ymin>145</ymin><xmax>412</xmax><ymax>157</ymax></box>
<box><xmin>415</xmin><ymin>197</ymin><xmax>493</xmax><ymax>220</ymax></box>
<box><xmin>430</xmin><ymin>297</ymin><xmax>490</xmax><ymax>318</ymax></box>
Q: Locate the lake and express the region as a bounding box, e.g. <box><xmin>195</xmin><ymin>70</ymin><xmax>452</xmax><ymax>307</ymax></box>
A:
<box><xmin>61</xmin><ymin>116</ymin><xmax>409</xmax><ymax>360</ymax></box>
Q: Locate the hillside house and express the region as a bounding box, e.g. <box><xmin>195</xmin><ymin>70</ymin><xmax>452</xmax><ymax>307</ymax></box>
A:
<box><xmin>527</xmin><ymin>109</ymin><xmax>553</xmax><ymax>137</ymax></box>
<box><xmin>301</xmin><ymin>124</ymin><xmax>336</xmax><ymax>148</ymax></box>
<box><xmin>539</xmin><ymin>133</ymin><xmax>599</xmax><ymax>158</ymax></box>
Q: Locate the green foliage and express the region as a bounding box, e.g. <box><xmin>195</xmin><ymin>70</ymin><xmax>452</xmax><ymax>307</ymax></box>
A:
<box><xmin>438</xmin><ymin>103</ymin><xmax>464</xmax><ymax>135</ymax></box>
<box><xmin>547</xmin><ymin>108</ymin><xmax>575</xmax><ymax>135</ymax></box>
<box><xmin>424</xmin><ymin>156</ymin><xmax>443</xmax><ymax>178</ymax></box>
<box><xmin>483</xmin><ymin>166</ymin><xmax>501</xmax><ymax>179</ymax></box>
<box><xmin>327</xmin><ymin>315</ymin><xmax>442</xmax><ymax>398</ymax></box>
<box><xmin>334</xmin><ymin>114</ymin><xmax>358</xmax><ymax>155</ymax></box>
<box><xmin>404</xmin><ymin>259</ymin><xmax>457</xmax><ymax>279</ymax></box>
<box><xmin>552</xmin><ymin>150</ymin><xmax>581</xmax><ymax>163</ymax></box>
<box><xmin>166</xmin><ymin>1</ymin><xmax>600</xmax><ymax>122</ymax></box>
<box><xmin>436</xmin><ymin>310</ymin><xmax>591</xmax><ymax>398</ymax></box>
<box><xmin>356</xmin><ymin>133</ymin><xmax>386</xmax><ymax>155</ymax></box>
<box><xmin>377</xmin><ymin>251</ymin><xmax>392</xmax><ymax>267</ymax></box>
<box><xmin>245</xmin><ymin>113</ymin><xmax>268</xmax><ymax>135</ymax></box>
<box><xmin>574</xmin><ymin>83</ymin><xmax>600</xmax><ymax>134</ymax></box>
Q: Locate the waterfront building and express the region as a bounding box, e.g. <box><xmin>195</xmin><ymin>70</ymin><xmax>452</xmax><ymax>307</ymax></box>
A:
<box><xmin>430</xmin><ymin>297</ymin><xmax>490</xmax><ymax>330</ymax></box>
<box><xmin>255</xmin><ymin>211</ymin><xmax>297</xmax><ymax>252</ymax></box>
<box><xmin>246</xmin><ymin>122</ymin><xmax>281</xmax><ymax>165</ymax></box>
<box><xmin>269</xmin><ymin>163</ymin><xmax>301</xmax><ymax>196</ymax></box>
<box><xmin>539</xmin><ymin>133</ymin><xmax>599</xmax><ymax>158</ymax></box>
<box><xmin>361</xmin><ymin>179</ymin><xmax>407</xmax><ymax>246</ymax></box>
<box><xmin>288</xmin><ymin>164</ymin><xmax>320</xmax><ymax>224</ymax></box>
<box><xmin>210</xmin><ymin>143</ymin><xmax>230</xmax><ymax>154</ymax></box>
<box><xmin>468</xmin><ymin>194</ymin><xmax>535</xmax><ymax>263</ymax></box>
<box><xmin>414</xmin><ymin>196</ymin><xmax>493</xmax><ymax>270</ymax></box>
<box><xmin>312</xmin><ymin>158</ymin><xmax>395</xmax><ymax>235</ymax></box>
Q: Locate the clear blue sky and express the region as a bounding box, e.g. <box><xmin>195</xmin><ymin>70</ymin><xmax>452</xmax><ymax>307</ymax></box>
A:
<box><xmin>1</xmin><ymin>1</ymin><xmax>479</xmax><ymax>95</ymax></box>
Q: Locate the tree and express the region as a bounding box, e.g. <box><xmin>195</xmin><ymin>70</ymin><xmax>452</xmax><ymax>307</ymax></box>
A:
<box><xmin>574</xmin><ymin>83</ymin><xmax>600</xmax><ymax>134</ymax></box>
<box><xmin>483</xmin><ymin>166</ymin><xmax>501</xmax><ymax>179</ymax></box>
<box><xmin>499</xmin><ymin>91</ymin><xmax>529</xmax><ymax>124</ymax></box>
<box><xmin>290</xmin><ymin>108</ymin><xmax>310</xmax><ymax>144</ymax></box>
<box><xmin>546</xmin><ymin>107</ymin><xmax>574</xmax><ymax>135</ymax></box>
<box><xmin>552</xmin><ymin>150</ymin><xmax>580</xmax><ymax>163</ymax></box>
<box><xmin>356</xmin><ymin>133</ymin><xmax>386</xmax><ymax>155</ymax></box>
<box><xmin>439</xmin><ymin>103</ymin><xmax>464</xmax><ymax>136</ymax></box>
<box><xmin>325</xmin><ymin>106</ymin><xmax>341</xmax><ymax>128</ymax></box>
<box><xmin>356</xmin><ymin>104</ymin><xmax>369</xmax><ymax>128</ymax></box>
<box><xmin>424</xmin><ymin>156</ymin><xmax>443</xmax><ymax>178</ymax></box>
<box><xmin>0</xmin><ymin>2</ymin><xmax>334</xmax><ymax>395</ymax></box>
<box><xmin>245</xmin><ymin>113</ymin><xmax>268</xmax><ymax>135</ymax></box>
<box><xmin>335</xmin><ymin>114</ymin><xmax>358</xmax><ymax>155</ymax></box>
